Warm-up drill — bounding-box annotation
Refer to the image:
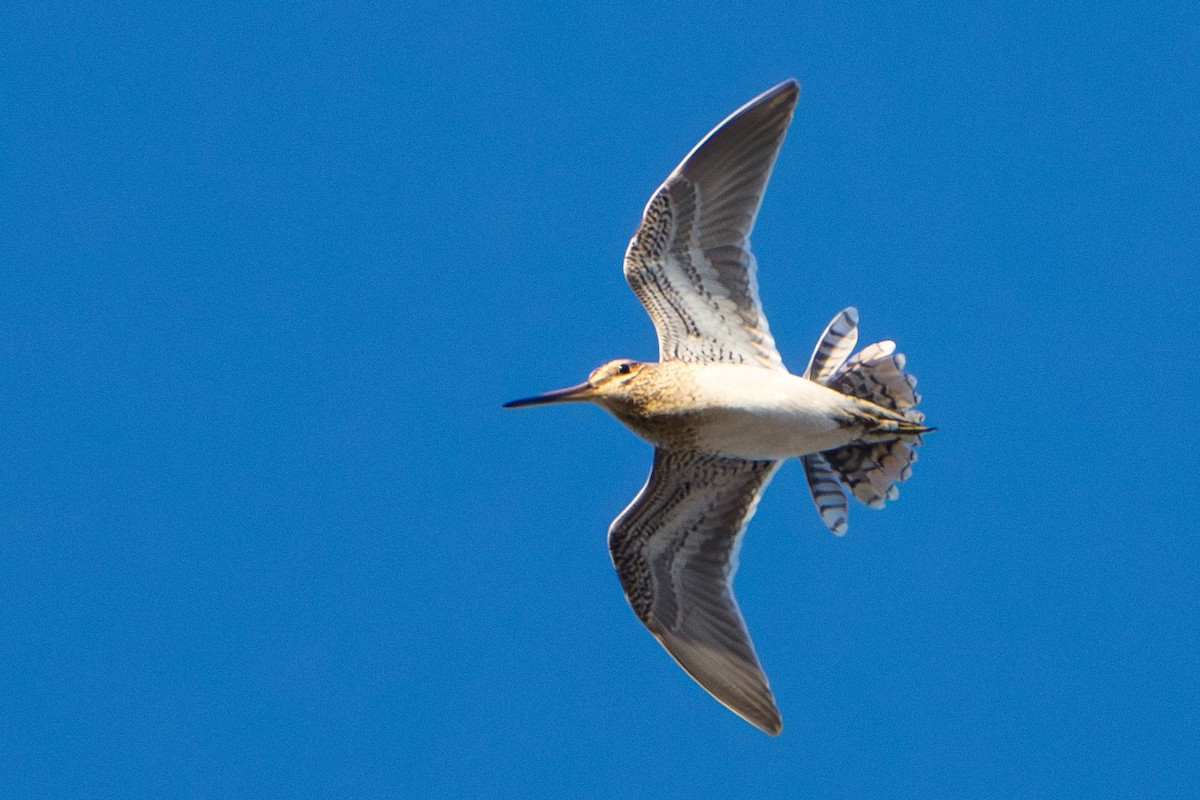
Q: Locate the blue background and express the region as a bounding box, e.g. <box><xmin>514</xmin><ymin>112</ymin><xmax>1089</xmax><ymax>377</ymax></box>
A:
<box><xmin>3</xmin><ymin>2</ymin><xmax>1197</xmax><ymax>797</ymax></box>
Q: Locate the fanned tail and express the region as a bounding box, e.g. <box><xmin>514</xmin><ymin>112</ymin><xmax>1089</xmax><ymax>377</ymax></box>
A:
<box><xmin>801</xmin><ymin>308</ymin><xmax>929</xmax><ymax>534</ymax></box>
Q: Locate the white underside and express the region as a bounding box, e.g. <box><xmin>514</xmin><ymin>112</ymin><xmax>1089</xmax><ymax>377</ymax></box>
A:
<box><xmin>680</xmin><ymin>364</ymin><xmax>859</xmax><ymax>460</ymax></box>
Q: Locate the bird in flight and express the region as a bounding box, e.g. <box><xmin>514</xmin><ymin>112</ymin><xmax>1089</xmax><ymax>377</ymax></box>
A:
<box><xmin>505</xmin><ymin>79</ymin><xmax>930</xmax><ymax>735</ymax></box>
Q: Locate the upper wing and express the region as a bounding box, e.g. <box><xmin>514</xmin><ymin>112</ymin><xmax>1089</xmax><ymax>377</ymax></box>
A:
<box><xmin>623</xmin><ymin>80</ymin><xmax>800</xmax><ymax>369</ymax></box>
<box><xmin>607</xmin><ymin>448</ymin><xmax>784</xmax><ymax>734</ymax></box>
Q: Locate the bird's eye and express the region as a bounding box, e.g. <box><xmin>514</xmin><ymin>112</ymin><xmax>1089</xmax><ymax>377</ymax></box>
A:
<box><xmin>617</xmin><ymin>362</ymin><xmax>632</xmax><ymax>375</ymax></box>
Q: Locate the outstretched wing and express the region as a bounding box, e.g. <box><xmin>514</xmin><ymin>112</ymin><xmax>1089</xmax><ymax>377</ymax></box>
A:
<box><xmin>624</xmin><ymin>80</ymin><xmax>799</xmax><ymax>369</ymax></box>
<box><xmin>607</xmin><ymin>448</ymin><xmax>783</xmax><ymax>734</ymax></box>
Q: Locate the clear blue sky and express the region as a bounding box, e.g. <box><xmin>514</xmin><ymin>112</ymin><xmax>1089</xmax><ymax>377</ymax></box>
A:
<box><xmin>3</xmin><ymin>2</ymin><xmax>1197</xmax><ymax>798</ymax></box>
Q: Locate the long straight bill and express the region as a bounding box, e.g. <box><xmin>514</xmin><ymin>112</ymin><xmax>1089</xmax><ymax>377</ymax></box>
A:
<box><xmin>503</xmin><ymin>382</ymin><xmax>593</xmax><ymax>408</ymax></box>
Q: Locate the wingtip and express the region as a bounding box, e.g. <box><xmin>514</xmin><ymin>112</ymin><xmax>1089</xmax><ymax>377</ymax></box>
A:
<box><xmin>762</xmin><ymin>78</ymin><xmax>800</xmax><ymax>105</ymax></box>
<box><xmin>773</xmin><ymin>77</ymin><xmax>800</xmax><ymax>95</ymax></box>
<box><xmin>736</xmin><ymin>79</ymin><xmax>799</xmax><ymax>116</ymax></box>
<box><xmin>759</xmin><ymin>714</ymin><xmax>783</xmax><ymax>736</ymax></box>
<box><xmin>738</xmin><ymin>701</ymin><xmax>783</xmax><ymax>735</ymax></box>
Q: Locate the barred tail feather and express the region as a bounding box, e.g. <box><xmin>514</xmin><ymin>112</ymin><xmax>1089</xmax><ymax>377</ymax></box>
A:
<box><xmin>803</xmin><ymin>306</ymin><xmax>858</xmax><ymax>384</ymax></box>
<box><xmin>801</xmin><ymin>453</ymin><xmax>849</xmax><ymax>536</ymax></box>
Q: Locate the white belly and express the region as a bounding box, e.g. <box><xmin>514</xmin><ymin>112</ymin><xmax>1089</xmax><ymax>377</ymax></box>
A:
<box><xmin>679</xmin><ymin>365</ymin><xmax>858</xmax><ymax>460</ymax></box>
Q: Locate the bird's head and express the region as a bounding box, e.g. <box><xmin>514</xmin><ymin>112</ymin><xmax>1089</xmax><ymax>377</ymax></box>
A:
<box><xmin>503</xmin><ymin>359</ymin><xmax>646</xmax><ymax>409</ymax></box>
